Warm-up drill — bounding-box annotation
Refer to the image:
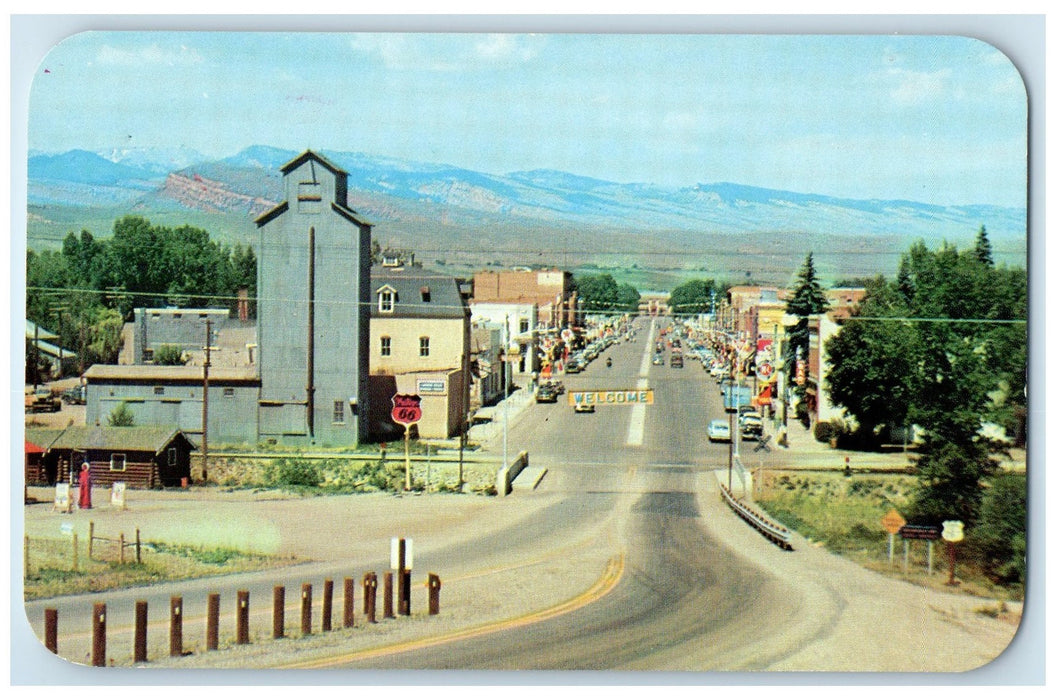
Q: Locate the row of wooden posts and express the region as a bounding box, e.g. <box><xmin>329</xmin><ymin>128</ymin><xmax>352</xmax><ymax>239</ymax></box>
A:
<box><xmin>43</xmin><ymin>572</ymin><xmax>443</xmax><ymax>666</ymax></box>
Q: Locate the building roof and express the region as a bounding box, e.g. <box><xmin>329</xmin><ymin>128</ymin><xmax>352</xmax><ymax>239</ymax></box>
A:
<box><xmin>279</xmin><ymin>149</ymin><xmax>347</xmax><ymax>177</ymax></box>
<box><xmin>25</xmin><ymin>428</ymin><xmax>66</xmax><ymax>452</ymax></box>
<box><xmin>48</xmin><ymin>425</ymin><xmax>197</xmax><ymax>455</ymax></box>
<box><xmin>371</xmin><ymin>267</ymin><xmax>468</xmax><ymax>320</ymax></box>
<box><xmin>84</xmin><ymin>365</ymin><xmax>260</xmax><ymax>383</ymax></box>
<box><xmin>26</xmin><ymin>320</ymin><xmax>58</xmax><ymax>341</ymax></box>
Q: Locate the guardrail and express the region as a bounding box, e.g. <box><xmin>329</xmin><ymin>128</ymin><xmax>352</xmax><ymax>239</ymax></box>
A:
<box><xmin>719</xmin><ymin>482</ymin><xmax>793</xmax><ymax>551</ymax></box>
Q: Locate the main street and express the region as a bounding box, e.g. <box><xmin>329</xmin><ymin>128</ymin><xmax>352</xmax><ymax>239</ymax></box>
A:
<box><xmin>22</xmin><ymin>317</ymin><xmax>1017</xmax><ymax>673</ymax></box>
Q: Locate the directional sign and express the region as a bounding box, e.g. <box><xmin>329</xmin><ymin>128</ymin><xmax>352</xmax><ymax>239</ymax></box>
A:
<box><xmin>899</xmin><ymin>524</ymin><xmax>941</xmax><ymax>541</ymax></box>
<box><xmin>391</xmin><ymin>394</ymin><xmax>422</xmax><ymax>425</ymax></box>
<box><xmin>881</xmin><ymin>508</ymin><xmax>907</xmax><ymax>535</ymax></box>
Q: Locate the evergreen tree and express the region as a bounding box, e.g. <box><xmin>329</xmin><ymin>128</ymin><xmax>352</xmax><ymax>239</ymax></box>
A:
<box><xmin>974</xmin><ymin>225</ymin><xmax>994</xmax><ymax>267</ymax></box>
<box><xmin>784</xmin><ymin>253</ymin><xmax>828</xmax><ymax>402</ymax></box>
<box><xmin>107</xmin><ymin>401</ymin><xmax>136</xmax><ymax>427</ymax></box>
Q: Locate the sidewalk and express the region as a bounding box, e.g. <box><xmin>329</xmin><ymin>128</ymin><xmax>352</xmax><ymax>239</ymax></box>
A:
<box><xmin>764</xmin><ymin>417</ymin><xmax>1026</xmax><ymax>473</ymax></box>
<box><xmin>466</xmin><ymin>384</ymin><xmax>535</xmax><ymax>451</ymax></box>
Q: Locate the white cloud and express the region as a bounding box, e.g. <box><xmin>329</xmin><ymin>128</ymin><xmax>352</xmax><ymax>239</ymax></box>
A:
<box><xmin>887</xmin><ymin>68</ymin><xmax>952</xmax><ymax>105</ymax></box>
<box><xmin>349</xmin><ymin>33</ymin><xmax>538</xmax><ymax>72</ymax></box>
<box><xmin>96</xmin><ymin>42</ymin><xmax>204</xmax><ymax>68</ymax></box>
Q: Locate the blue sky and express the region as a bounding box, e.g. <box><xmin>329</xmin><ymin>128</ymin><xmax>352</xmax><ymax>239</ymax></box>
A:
<box><xmin>27</xmin><ymin>30</ymin><xmax>1027</xmax><ymax>208</ymax></box>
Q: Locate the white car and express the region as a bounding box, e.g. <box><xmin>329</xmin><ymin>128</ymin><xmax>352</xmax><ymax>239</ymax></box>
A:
<box><xmin>707</xmin><ymin>419</ymin><xmax>731</xmax><ymax>442</ymax></box>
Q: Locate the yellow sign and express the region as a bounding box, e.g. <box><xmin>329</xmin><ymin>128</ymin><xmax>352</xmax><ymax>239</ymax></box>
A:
<box><xmin>881</xmin><ymin>508</ymin><xmax>907</xmax><ymax>535</ymax></box>
<box><xmin>568</xmin><ymin>389</ymin><xmax>654</xmax><ymax>406</ymax></box>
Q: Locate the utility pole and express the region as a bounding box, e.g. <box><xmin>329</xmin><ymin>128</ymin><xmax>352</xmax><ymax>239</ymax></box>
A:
<box><xmin>201</xmin><ymin>319</ymin><xmax>211</xmax><ymax>484</ymax></box>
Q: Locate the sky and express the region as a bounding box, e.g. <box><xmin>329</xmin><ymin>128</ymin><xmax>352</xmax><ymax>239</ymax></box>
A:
<box><xmin>22</xmin><ymin>22</ymin><xmax>1029</xmax><ymax>209</ymax></box>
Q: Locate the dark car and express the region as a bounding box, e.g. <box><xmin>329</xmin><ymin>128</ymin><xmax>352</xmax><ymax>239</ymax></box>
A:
<box><xmin>535</xmin><ymin>385</ymin><xmax>559</xmax><ymax>403</ymax></box>
<box><xmin>62</xmin><ymin>385</ymin><xmax>87</xmax><ymax>405</ymax></box>
<box><xmin>670</xmin><ymin>353</ymin><xmax>684</xmax><ymax>368</ymax></box>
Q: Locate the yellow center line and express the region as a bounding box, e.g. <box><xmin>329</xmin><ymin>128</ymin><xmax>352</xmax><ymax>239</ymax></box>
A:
<box><xmin>280</xmin><ymin>552</ymin><xmax>626</xmax><ymax>669</ymax></box>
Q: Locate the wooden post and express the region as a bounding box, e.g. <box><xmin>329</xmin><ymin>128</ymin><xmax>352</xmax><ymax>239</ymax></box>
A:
<box><xmin>44</xmin><ymin>609</ymin><xmax>58</xmax><ymax>655</ymax></box>
<box><xmin>134</xmin><ymin>600</ymin><xmax>148</xmax><ymax>663</ymax></box>
<box><xmin>363</xmin><ymin>572</ymin><xmax>376</xmax><ymax>624</ymax></box>
<box><xmin>88</xmin><ymin>521</ymin><xmax>94</xmax><ymax>559</ymax></box>
<box><xmin>91</xmin><ymin>603</ymin><xmax>106</xmax><ymax>667</ymax></box>
<box><xmin>136</xmin><ymin>529</ymin><xmax>141</xmax><ymax>564</ymax></box>
<box><xmin>169</xmin><ymin>596</ymin><xmax>183</xmax><ymax>657</ymax></box>
<box><xmin>428</xmin><ymin>574</ymin><xmax>441</xmax><ymax>615</ymax></box>
<box><xmin>206</xmin><ymin>593</ymin><xmax>220</xmax><ymax>651</ymax></box>
<box><xmin>383</xmin><ymin>572</ymin><xmax>394</xmax><ymax>619</ymax></box>
<box><xmin>119</xmin><ymin>532</ymin><xmax>125</xmax><ymax>564</ymax></box>
<box><xmin>236</xmin><ymin>590</ymin><xmax>250</xmax><ymax>644</ymax></box>
<box><xmin>343</xmin><ymin>577</ymin><xmax>355</xmax><ymax>629</ymax></box>
<box><xmin>300</xmin><ymin>583</ymin><xmax>312</xmax><ymax>636</ymax></box>
<box><xmin>273</xmin><ymin>585</ymin><xmax>285</xmax><ymax>639</ymax></box>
<box><xmin>322</xmin><ymin>579</ymin><xmax>333</xmax><ymax>632</ymax></box>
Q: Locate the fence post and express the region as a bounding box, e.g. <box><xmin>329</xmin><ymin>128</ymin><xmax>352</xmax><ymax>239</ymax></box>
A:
<box><xmin>428</xmin><ymin>573</ymin><xmax>441</xmax><ymax>615</ymax></box>
<box><xmin>300</xmin><ymin>583</ymin><xmax>312</xmax><ymax>636</ymax></box>
<box><xmin>88</xmin><ymin>521</ymin><xmax>94</xmax><ymax>559</ymax></box>
<box><xmin>343</xmin><ymin>577</ymin><xmax>355</xmax><ymax>629</ymax></box>
<box><xmin>91</xmin><ymin>602</ymin><xmax>106</xmax><ymax>667</ymax></box>
<box><xmin>44</xmin><ymin>608</ymin><xmax>58</xmax><ymax>655</ymax></box>
<box><xmin>135</xmin><ymin>529</ymin><xmax>141</xmax><ymax>564</ymax></box>
<box><xmin>322</xmin><ymin>579</ymin><xmax>333</xmax><ymax>632</ymax></box>
<box><xmin>363</xmin><ymin>572</ymin><xmax>376</xmax><ymax>623</ymax></box>
<box><xmin>273</xmin><ymin>585</ymin><xmax>285</xmax><ymax>639</ymax></box>
<box><xmin>134</xmin><ymin>600</ymin><xmax>148</xmax><ymax>663</ymax></box>
<box><xmin>236</xmin><ymin>590</ymin><xmax>250</xmax><ymax>644</ymax></box>
<box><xmin>169</xmin><ymin>596</ymin><xmax>183</xmax><ymax>657</ymax></box>
<box><xmin>206</xmin><ymin>593</ymin><xmax>220</xmax><ymax>651</ymax></box>
<box><xmin>119</xmin><ymin>533</ymin><xmax>125</xmax><ymax>565</ymax></box>
<box><xmin>383</xmin><ymin>572</ymin><xmax>394</xmax><ymax>619</ymax></box>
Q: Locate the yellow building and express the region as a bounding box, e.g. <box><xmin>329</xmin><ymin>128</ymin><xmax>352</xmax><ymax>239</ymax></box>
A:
<box><xmin>368</xmin><ymin>264</ymin><xmax>471</xmax><ymax>440</ymax></box>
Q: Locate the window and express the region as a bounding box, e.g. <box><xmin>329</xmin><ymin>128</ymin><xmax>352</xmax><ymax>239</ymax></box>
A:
<box><xmin>223</xmin><ymin>387</ymin><xmax>235</xmax><ymax>398</ymax></box>
<box><xmin>110</xmin><ymin>454</ymin><xmax>127</xmax><ymax>472</ymax></box>
<box><xmin>167</xmin><ymin>447</ymin><xmax>177</xmax><ymax>467</ymax></box>
<box><xmin>333</xmin><ymin>400</ymin><xmax>345</xmax><ymax>424</ymax></box>
<box><xmin>520</xmin><ymin>319</ymin><xmax>530</xmax><ymax>334</ymax></box>
<box><xmin>153</xmin><ymin>386</ymin><xmax>165</xmax><ymax>395</ymax></box>
<box><xmin>419</xmin><ymin>336</ymin><xmax>430</xmax><ymax>357</ymax></box>
<box><xmin>380</xmin><ymin>336</ymin><xmax>391</xmax><ymax>357</ymax></box>
<box><xmin>379</xmin><ymin>289</ymin><xmax>395</xmax><ymax>313</ymax></box>
<box><xmin>420</xmin><ymin>286</ymin><xmax>431</xmax><ymax>303</ymax></box>
<box><xmin>298</xmin><ymin>183</ymin><xmax>322</xmax><ymax>213</ymax></box>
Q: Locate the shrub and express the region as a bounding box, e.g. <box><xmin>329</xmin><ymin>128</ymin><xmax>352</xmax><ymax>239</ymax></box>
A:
<box><xmin>153</xmin><ymin>344</ymin><xmax>186</xmax><ymax>365</ymax></box>
<box><xmin>814</xmin><ymin>421</ymin><xmax>834</xmax><ymax>443</ymax></box>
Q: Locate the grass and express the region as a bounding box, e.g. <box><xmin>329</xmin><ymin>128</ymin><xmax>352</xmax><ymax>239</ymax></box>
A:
<box><xmin>23</xmin><ymin>537</ymin><xmax>285</xmax><ymax>600</ymax></box>
<box><xmin>755</xmin><ymin>471</ymin><xmax>1023</xmax><ymax>604</ymax></box>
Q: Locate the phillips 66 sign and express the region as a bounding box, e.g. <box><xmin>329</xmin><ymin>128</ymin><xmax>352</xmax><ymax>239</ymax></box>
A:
<box><xmin>391</xmin><ymin>394</ymin><xmax>423</xmax><ymax>426</ymax></box>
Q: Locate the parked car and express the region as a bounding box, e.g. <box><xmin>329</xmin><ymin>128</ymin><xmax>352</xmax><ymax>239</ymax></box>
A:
<box><xmin>652</xmin><ymin>354</ymin><xmax>664</xmax><ymax>366</ymax></box>
<box><xmin>62</xmin><ymin>385</ymin><xmax>86</xmax><ymax>405</ymax></box>
<box><xmin>670</xmin><ymin>353</ymin><xmax>684</xmax><ymax>368</ymax></box>
<box><xmin>739</xmin><ymin>411</ymin><xmax>764</xmax><ymax>439</ymax></box>
<box><xmin>27</xmin><ymin>389</ymin><xmax>61</xmax><ymax>413</ymax></box>
<box><xmin>707</xmin><ymin>419</ymin><xmax>731</xmax><ymax>442</ymax></box>
<box><xmin>573</xmin><ymin>402</ymin><xmax>596</xmax><ymax>414</ymax></box>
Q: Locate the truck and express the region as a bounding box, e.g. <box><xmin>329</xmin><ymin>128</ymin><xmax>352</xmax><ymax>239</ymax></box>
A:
<box><xmin>722</xmin><ymin>384</ymin><xmax>752</xmax><ymax>412</ymax></box>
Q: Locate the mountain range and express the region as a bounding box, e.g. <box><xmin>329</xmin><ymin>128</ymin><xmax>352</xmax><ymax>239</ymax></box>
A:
<box><xmin>26</xmin><ymin>145</ymin><xmax>1027</xmax><ymax>282</ymax></box>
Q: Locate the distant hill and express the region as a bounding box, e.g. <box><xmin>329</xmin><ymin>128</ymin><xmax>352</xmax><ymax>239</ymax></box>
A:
<box><xmin>25</xmin><ymin>145</ymin><xmax>1027</xmax><ymax>284</ymax></box>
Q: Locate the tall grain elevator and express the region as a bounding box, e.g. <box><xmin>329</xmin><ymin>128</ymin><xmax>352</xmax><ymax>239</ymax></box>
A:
<box><xmin>255</xmin><ymin>150</ymin><xmax>372</xmax><ymax>445</ymax></box>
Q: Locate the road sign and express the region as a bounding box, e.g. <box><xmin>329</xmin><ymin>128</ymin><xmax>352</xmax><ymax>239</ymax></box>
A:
<box><xmin>899</xmin><ymin>524</ymin><xmax>941</xmax><ymax>540</ymax></box>
<box><xmin>757</xmin><ymin>362</ymin><xmax>773</xmax><ymax>379</ymax></box>
<box><xmin>942</xmin><ymin>520</ymin><xmax>965</xmax><ymax>543</ymax></box>
<box><xmin>568</xmin><ymin>389</ymin><xmax>654</xmax><ymax>407</ymax></box>
<box><xmin>391</xmin><ymin>394</ymin><xmax>422</xmax><ymax>425</ymax></box>
<box><xmin>881</xmin><ymin>508</ymin><xmax>907</xmax><ymax>535</ymax></box>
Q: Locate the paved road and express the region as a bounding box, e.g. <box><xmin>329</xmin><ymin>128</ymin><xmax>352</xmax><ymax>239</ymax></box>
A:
<box><xmin>21</xmin><ymin>317</ymin><xmax>1019</xmax><ymax>673</ymax></box>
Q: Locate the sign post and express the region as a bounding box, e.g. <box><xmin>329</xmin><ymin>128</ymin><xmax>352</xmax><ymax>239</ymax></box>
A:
<box><xmin>881</xmin><ymin>509</ymin><xmax>907</xmax><ymax>564</ymax></box>
<box><xmin>942</xmin><ymin>520</ymin><xmax>965</xmax><ymax>586</ymax></box>
<box><xmin>391</xmin><ymin>394</ymin><xmax>423</xmax><ymax>491</ymax></box>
